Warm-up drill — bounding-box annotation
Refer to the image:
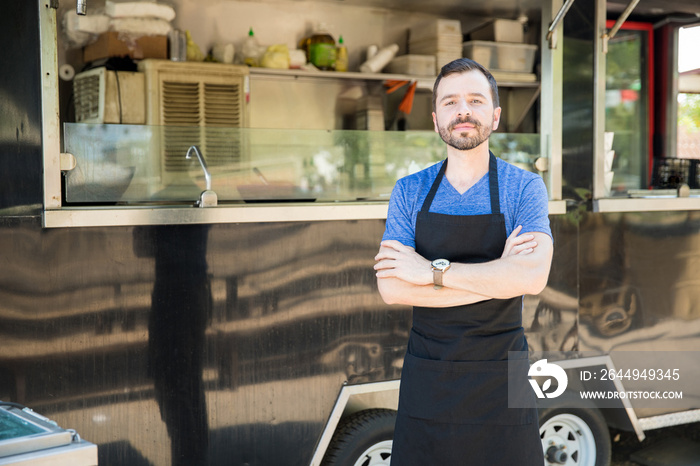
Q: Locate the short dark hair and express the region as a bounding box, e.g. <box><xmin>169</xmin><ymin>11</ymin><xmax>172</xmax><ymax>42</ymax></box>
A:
<box><xmin>432</xmin><ymin>58</ymin><xmax>500</xmax><ymax>112</ymax></box>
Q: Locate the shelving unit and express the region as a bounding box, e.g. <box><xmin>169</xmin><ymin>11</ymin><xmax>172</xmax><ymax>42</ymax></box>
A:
<box><xmin>248</xmin><ymin>67</ymin><xmax>539</xmax><ymax>90</ymax></box>
<box><xmin>249</xmin><ymin>67</ymin><xmax>541</xmax><ymax>132</ymax></box>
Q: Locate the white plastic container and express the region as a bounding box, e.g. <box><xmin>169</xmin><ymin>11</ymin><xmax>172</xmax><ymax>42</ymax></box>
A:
<box><xmin>386</xmin><ymin>55</ymin><xmax>436</xmax><ymax>76</ymax></box>
<box><xmin>469</xmin><ymin>19</ymin><xmax>524</xmax><ymax>43</ymax></box>
<box><xmin>212</xmin><ymin>43</ymin><xmax>235</xmax><ymax>64</ymax></box>
<box><xmin>409</xmin><ymin>19</ymin><xmax>462</xmax><ymax>43</ymax></box>
<box><xmin>366</xmin><ymin>45</ymin><xmax>378</xmax><ymax>60</ymax></box>
<box><xmin>462</xmin><ymin>40</ymin><xmax>537</xmax><ymax>72</ymax></box>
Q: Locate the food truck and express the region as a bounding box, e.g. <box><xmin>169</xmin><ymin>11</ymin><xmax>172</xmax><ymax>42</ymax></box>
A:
<box><xmin>1</xmin><ymin>0</ymin><xmax>699</xmax><ymax>465</ymax></box>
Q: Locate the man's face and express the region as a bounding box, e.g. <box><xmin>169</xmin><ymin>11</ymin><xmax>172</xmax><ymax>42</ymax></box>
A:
<box><xmin>432</xmin><ymin>70</ymin><xmax>501</xmax><ymax>151</ymax></box>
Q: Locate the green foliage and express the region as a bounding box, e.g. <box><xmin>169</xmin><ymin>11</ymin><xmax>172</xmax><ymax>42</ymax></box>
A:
<box><xmin>678</xmin><ymin>93</ymin><xmax>700</xmax><ymax>132</ymax></box>
<box><xmin>606</xmin><ymin>34</ymin><xmax>642</xmax><ymax>88</ymax></box>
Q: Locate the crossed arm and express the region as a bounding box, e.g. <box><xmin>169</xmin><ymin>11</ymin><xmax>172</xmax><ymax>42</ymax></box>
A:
<box><xmin>374</xmin><ymin>226</ymin><xmax>553</xmax><ymax>307</ymax></box>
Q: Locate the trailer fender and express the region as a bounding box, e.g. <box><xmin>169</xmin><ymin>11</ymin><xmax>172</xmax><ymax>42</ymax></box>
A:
<box><xmin>309</xmin><ymin>380</ymin><xmax>399</xmax><ymax>466</ymax></box>
<box><xmin>549</xmin><ymin>356</ymin><xmax>645</xmax><ymax>440</ymax></box>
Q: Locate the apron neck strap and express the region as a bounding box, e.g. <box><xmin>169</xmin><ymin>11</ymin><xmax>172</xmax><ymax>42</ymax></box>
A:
<box><xmin>420</xmin><ymin>152</ymin><xmax>501</xmax><ymax>214</ymax></box>
<box><xmin>420</xmin><ymin>159</ymin><xmax>447</xmax><ymax>212</ymax></box>
<box><xmin>488</xmin><ymin>151</ymin><xmax>500</xmax><ymax>214</ymax></box>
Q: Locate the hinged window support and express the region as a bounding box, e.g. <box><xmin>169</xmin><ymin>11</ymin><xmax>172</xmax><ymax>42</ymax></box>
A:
<box><xmin>602</xmin><ymin>0</ymin><xmax>641</xmax><ymax>53</ymax></box>
<box><xmin>547</xmin><ymin>0</ymin><xmax>577</xmax><ymax>49</ymax></box>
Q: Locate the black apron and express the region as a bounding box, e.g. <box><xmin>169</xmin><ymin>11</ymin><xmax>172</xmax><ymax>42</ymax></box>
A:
<box><xmin>391</xmin><ymin>154</ymin><xmax>543</xmax><ymax>465</ymax></box>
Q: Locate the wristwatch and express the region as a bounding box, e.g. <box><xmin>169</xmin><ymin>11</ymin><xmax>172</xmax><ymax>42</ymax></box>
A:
<box><xmin>431</xmin><ymin>258</ymin><xmax>451</xmax><ymax>289</ymax></box>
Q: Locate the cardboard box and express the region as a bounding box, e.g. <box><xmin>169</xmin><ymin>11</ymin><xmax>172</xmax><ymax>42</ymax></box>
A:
<box><xmin>83</xmin><ymin>31</ymin><xmax>167</xmax><ymax>62</ymax></box>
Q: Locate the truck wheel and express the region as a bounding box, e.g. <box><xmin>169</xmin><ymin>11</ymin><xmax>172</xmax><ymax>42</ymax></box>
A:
<box><xmin>539</xmin><ymin>408</ymin><xmax>611</xmax><ymax>466</ymax></box>
<box><xmin>322</xmin><ymin>409</ymin><xmax>396</xmax><ymax>466</ymax></box>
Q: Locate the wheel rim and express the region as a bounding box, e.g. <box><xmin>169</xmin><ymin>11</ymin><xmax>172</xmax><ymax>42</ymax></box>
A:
<box><xmin>352</xmin><ymin>440</ymin><xmax>393</xmax><ymax>466</ymax></box>
<box><xmin>540</xmin><ymin>413</ymin><xmax>597</xmax><ymax>466</ymax></box>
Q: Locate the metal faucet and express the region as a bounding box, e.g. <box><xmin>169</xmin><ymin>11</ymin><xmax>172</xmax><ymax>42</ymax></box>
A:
<box><xmin>77</xmin><ymin>0</ymin><xmax>87</xmax><ymax>15</ymax></box>
<box><xmin>186</xmin><ymin>145</ymin><xmax>218</xmax><ymax>207</ymax></box>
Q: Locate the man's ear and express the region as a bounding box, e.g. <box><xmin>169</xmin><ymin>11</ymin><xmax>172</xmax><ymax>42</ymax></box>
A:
<box><xmin>432</xmin><ymin>112</ymin><xmax>439</xmax><ymax>133</ymax></box>
<box><xmin>492</xmin><ymin>107</ymin><xmax>502</xmax><ymax>131</ymax></box>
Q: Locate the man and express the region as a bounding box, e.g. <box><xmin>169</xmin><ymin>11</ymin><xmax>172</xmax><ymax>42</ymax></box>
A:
<box><xmin>374</xmin><ymin>58</ymin><xmax>552</xmax><ymax>465</ymax></box>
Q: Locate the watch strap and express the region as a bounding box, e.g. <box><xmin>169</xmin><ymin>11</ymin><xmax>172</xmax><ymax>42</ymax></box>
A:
<box><xmin>433</xmin><ymin>268</ymin><xmax>444</xmax><ymax>289</ymax></box>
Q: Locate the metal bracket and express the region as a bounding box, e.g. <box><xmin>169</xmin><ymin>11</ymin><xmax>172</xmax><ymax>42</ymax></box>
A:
<box><xmin>76</xmin><ymin>0</ymin><xmax>87</xmax><ymax>15</ymax></box>
<box><xmin>59</xmin><ymin>153</ymin><xmax>76</xmax><ymax>171</ymax></box>
<box><xmin>602</xmin><ymin>0</ymin><xmax>641</xmax><ymax>54</ymax></box>
<box><xmin>535</xmin><ymin>157</ymin><xmax>549</xmax><ymax>172</ymax></box>
<box><xmin>547</xmin><ymin>0</ymin><xmax>577</xmax><ymax>49</ymax></box>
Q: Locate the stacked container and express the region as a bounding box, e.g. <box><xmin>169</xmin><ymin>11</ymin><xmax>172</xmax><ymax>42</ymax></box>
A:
<box><xmin>463</xmin><ymin>19</ymin><xmax>537</xmax><ymax>78</ymax></box>
<box><xmin>408</xmin><ymin>19</ymin><xmax>462</xmax><ymax>75</ymax></box>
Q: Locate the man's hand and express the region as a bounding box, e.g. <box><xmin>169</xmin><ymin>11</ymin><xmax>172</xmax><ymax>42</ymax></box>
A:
<box><xmin>502</xmin><ymin>225</ymin><xmax>538</xmax><ymax>258</ymax></box>
<box><xmin>374</xmin><ymin>240</ymin><xmax>432</xmax><ymax>286</ymax></box>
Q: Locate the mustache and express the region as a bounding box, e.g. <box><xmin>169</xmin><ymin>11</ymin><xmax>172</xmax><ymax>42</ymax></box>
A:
<box><xmin>449</xmin><ymin>117</ymin><xmax>481</xmax><ymax>130</ymax></box>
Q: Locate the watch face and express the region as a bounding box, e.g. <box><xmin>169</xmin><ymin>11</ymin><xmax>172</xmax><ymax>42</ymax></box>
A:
<box><xmin>432</xmin><ymin>258</ymin><xmax>450</xmax><ymax>270</ymax></box>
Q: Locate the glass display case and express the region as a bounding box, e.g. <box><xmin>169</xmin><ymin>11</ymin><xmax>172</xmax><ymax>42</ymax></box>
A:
<box><xmin>63</xmin><ymin>124</ymin><xmax>545</xmax><ymax>205</ymax></box>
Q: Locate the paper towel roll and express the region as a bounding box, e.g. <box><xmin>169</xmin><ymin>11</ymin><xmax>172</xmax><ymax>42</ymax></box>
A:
<box><xmin>360</xmin><ymin>44</ymin><xmax>399</xmax><ymax>73</ymax></box>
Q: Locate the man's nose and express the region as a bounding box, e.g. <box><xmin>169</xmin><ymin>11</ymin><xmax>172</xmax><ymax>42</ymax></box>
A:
<box><xmin>455</xmin><ymin>100</ymin><xmax>472</xmax><ymax>116</ymax></box>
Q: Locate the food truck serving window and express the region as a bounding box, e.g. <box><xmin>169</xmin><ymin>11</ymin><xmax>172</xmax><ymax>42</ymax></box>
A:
<box><xmin>677</xmin><ymin>24</ymin><xmax>700</xmax><ymax>161</ymax></box>
<box><xmin>594</xmin><ymin>17</ymin><xmax>700</xmax><ymax>212</ymax></box>
<box><xmin>39</xmin><ymin>0</ymin><xmax>568</xmax><ymax>227</ymax></box>
<box><xmin>604</xmin><ymin>20</ymin><xmax>653</xmax><ymax>196</ymax></box>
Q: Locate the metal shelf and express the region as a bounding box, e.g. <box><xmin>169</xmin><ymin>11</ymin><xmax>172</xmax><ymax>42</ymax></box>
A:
<box><xmin>248</xmin><ymin>67</ymin><xmax>539</xmax><ymax>90</ymax></box>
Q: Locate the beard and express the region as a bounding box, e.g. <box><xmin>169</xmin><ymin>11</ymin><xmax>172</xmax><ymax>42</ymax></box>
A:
<box><xmin>437</xmin><ymin>115</ymin><xmax>493</xmax><ymax>151</ymax></box>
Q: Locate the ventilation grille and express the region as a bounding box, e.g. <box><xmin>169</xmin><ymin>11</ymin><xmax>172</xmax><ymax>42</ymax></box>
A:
<box><xmin>162</xmin><ymin>82</ymin><xmax>200</xmax><ymax>125</ymax></box>
<box><xmin>204</xmin><ymin>83</ymin><xmax>244</xmax><ymax>167</ymax></box>
<box><xmin>73</xmin><ymin>73</ymin><xmax>102</xmax><ymax>123</ymax></box>
<box><xmin>73</xmin><ymin>68</ymin><xmax>145</xmax><ymax>124</ymax></box>
<box><xmin>162</xmin><ymin>81</ymin><xmax>201</xmax><ymax>171</ymax></box>
<box><xmin>158</xmin><ymin>75</ymin><xmax>246</xmax><ymax>172</ymax></box>
<box><xmin>204</xmin><ymin>83</ymin><xmax>242</xmax><ymax>126</ymax></box>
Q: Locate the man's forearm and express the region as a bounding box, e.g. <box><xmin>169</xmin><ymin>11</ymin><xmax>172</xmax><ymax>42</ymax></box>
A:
<box><xmin>374</xmin><ymin>233</ymin><xmax>552</xmax><ymax>305</ymax></box>
<box><xmin>377</xmin><ymin>276</ymin><xmax>491</xmax><ymax>307</ymax></box>
<box><xmin>441</xmin><ymin>233</ymin><xmax>552</xmax><ymax>298</ymax></box>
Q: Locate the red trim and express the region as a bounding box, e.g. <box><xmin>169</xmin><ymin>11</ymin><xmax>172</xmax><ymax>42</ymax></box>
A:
<box><xmin>606</xmin><ymin>20</ymin><xmax>654</xmax><ymax>187</ymax></box>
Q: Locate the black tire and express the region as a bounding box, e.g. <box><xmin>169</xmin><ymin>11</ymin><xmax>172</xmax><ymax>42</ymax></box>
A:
<box><xmin>539</xmin><ymin>407</ymin><xmax>611</xmax><ymax>466</ymax></box>
<box><xmin>322</xmin><ymin>408</ymin><xmax>396</xmax><ymax>466</ymax></box>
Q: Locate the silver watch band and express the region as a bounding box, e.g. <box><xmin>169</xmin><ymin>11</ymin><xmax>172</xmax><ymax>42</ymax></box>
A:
<box><xmin>433</xmin><ymin>268</ymin><xmax>443</xmax><ymax>289</ymax></box>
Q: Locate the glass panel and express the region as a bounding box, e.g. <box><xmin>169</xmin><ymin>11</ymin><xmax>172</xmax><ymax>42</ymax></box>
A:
<box><xmin>678</xmin><ymin>93</ymin><xmax>700</xmax><ymax>160</ymax></box>
<box><xmin>677</xmin><ymin>23</ymin><xmax>700</xmax><ymax>163</ymax></box>
<box><xmin>0</xmin><ymin>410</ymin><xmax>45</xmax><ymax>440</ymax></box>
<box><xmin>605</xmin><ymin>29</ymin><xmax>650</xmax><ymax>195</ymax></box>
<box><xmin>63</xmin><ymin>123</ymin><xmax>544</xmax><ymax>205</ymax></box>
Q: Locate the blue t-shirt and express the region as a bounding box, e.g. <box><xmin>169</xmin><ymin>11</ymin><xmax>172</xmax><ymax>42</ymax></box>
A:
<box><xmin>382</xmin><ymin>157</ymin><xmax>552</xmax><ymax>248</ymax></box>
